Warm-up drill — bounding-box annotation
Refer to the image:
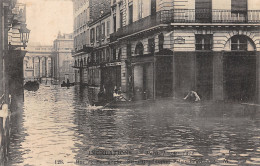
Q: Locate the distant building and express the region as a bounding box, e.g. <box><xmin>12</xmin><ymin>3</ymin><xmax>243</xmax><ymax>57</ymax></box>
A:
<box><xmin>23</xmin><ymin>43</ymin><xmax>53</xmax><ymax>81</ymax></box>
<box><xmin>53</xmin><ymin>33</ymin><xmax>74</xmax><ymax>82</ymax></box>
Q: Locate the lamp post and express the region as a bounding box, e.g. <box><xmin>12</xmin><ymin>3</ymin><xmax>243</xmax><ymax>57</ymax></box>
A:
<box><xmin>5</xmin><ymin>23</ymin><xmax>30</xmax><ymax>105</ymax></box>
<box><xmin>9</xmin><ymin>23</ymin><xmax>30</xmax><ymax>49</ymax></box>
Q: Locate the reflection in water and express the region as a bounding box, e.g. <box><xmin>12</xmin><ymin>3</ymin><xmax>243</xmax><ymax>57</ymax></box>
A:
<box><xmin>4</xmin><ymin>85</ymin><xmax>260</xmax><ymax>165</ymax></box>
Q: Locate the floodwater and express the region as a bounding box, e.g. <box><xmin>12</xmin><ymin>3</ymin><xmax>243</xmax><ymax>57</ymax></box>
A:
<box><xmin>3</xmin><ymin>85</ymin><xmax>260</xmax><ymax>165</ymax></box>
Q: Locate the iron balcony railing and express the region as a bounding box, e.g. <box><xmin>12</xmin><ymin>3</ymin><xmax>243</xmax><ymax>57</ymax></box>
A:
<box><xmin>110</xmin><ymin>9</ymin><xmax>260</xmax><ymax>42</ymax></box>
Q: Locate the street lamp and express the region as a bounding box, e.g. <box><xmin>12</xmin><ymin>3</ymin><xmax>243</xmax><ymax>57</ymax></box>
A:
<box><xmin>9</xmin><ymin>23</ymin><xmax>30</xmax><ymax>49</ymax></box>
<box><xmin>19</xmin><ymin>23</ymin><xmax>30</xmax><ymax>48</ymax></box>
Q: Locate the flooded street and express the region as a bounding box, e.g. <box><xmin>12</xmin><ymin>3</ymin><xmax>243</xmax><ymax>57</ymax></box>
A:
<box><xmin>5</xmin><ymin>85</ymin><xmax>260</xmax><ymax>165</ymax></box>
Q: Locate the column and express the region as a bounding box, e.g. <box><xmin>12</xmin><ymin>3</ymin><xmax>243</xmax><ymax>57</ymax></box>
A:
<box><xmin>213</xmin><ymin>51</ymin><xmax>224</xmax><ymax>101</ymax></box>
<box><xmin>32</xmin><ymin>57</ymin><xmax>35</xmax><ymax>78</ymax></box>
<box><xmin>172</xmin><ymin>53</ymin><xmax>176</xmax><ymax>98</ymax></box>
<box><xmin>0</xmin><ymin>7</ymin><xmax>3</xmax><ymax>96</ymax></box>
<box><xmin>256</xmin><ymin>52</ymin><xmax>260</xmax><ymax>104</ymax></box>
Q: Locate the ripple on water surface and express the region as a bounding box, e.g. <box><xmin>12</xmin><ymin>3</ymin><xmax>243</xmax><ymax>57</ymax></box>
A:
<box><xmin>5</xmin><ymin>85</ymin><xmax>260</xmax><ymax>165</ymax></box>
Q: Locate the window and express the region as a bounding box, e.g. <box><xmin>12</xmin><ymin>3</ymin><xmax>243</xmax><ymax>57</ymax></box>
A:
<box><xmin>231</xmin><ymin>0</ymin><xmax>247</xmax><ymax>22</ymax></box>
<box><xmin>195</xmin><ymin>34</ymin><xmax>213</xmax><ymax>50</ymax></box>
<box><xmin>102</xmin><ymin>22</ymin><xmax>105</xmax><ymax>38</ymax></box>
<box><xmin>127</xmin><ymin>44</ymin><xmax>132</xmax><ymax>58</ymax></box>
<box><xmin>148</xmin><ymin>38</ymin><xmax>155</xmax><ymax>53</ymax></box>
<box><xmin>120</xmin><ymin>11</ymin><xmax>123</xmax><ymax>28</ymax></box>
<box><xmin>118</xmin><ymin>48</ymin><xmax>122</xmax><ymax>60</ymax></box>
<box><xmin>96</xmin><ymin>26</ymin><xmax>100</xmax><ymax>41</ymax></box>
<box><xmin>195</xmin><ymin>0</ymin><xmax>212</xmax><ymax>23</ymax></box>
<box><xmin>113</xmin><ymin>15</ymin><xmax>117</xmax><ymax>32</ymax></box>
<box><xmin>129</xmin><ymin>5</ymin><xmax>133</xmax><ymax>24</ymax></box>
<box><xmin>231</xmin><ymin>36</ymin><xmax>248</xmax><ymax>51</ymax></box>
<box><xmin>158</xmin><ymin>33</ymin><xmax>164</xmax><ymax>51</ymax></box>
<box><xmin>107</xmin><ymin>21</ymin><xmax>110</xmax><ymax>35</ymax></box>
<box><xmin>135</xmin><ymin>42</ymin><xmax>144</xmax><ymax>56</ymax></box>
<box><xmin>90</xmin><ymin>28</ymin><xmax>95</xmax><ymax>43</ymax></box>
<box><xmin>106</xmin><ymin>48</ymin><xmax>110</xmax><ymax>61</ymax></box>
<box><xmin>138</xmin><ymin>0</ymin><xmax>143</xmax><ymax>19</ymax></box>
<box><xmin>151</xmin><ymin>0</ymin><xmax>156</xmax><ymax>16</ymax></box>
<box><xmin>113</xmin><ymin>48</ymin><xmax>117</xmax><ymax>60</ymax></box>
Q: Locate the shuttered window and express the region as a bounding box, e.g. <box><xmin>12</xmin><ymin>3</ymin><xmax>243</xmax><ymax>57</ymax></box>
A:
<box><xmin>231</xmin><ymin>0</ymin><xmax>247</xmax><ymax>12</ymax></box>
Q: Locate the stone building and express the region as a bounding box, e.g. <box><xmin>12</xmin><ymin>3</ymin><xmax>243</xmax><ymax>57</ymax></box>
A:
<box><xmin>72</xmin><ymin>0</ymin><xmax>111</xmax><ymax>101</ymax></box>
<box><xmin>0</xmin><ymin>1</ymin><xmax>29</xmax><ymax>102</ymax></box>
<box><xmin>110</xmin><ymin>0</ymin><xmax>260</xmax><ymax>103</ymax></box>
<box><xmin>23</xmin><ymin>43</ymin><xmax>53</xmax><ymax>81</ymax></box>
<box><xmin>53</xmin><ymin>33</ymin><xmax>74</xmax><ymax>82</ymax></box>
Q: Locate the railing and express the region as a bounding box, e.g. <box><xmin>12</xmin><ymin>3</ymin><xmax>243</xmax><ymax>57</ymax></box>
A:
<box><xmin>110</xmin><ymin>9</ymin><xmax>260</xmax><ymax>41</ymax></box>
<box><xmin>110</xmin><ymin>10</ymin><xmax>171</xmax><ymax>41</ymax></box>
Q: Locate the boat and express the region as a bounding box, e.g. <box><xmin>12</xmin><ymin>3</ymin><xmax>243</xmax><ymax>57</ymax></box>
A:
<box><xmin>61</xmin><ymin>82</ymin><xmax>75</xmax><ymax>87</ymax></box>
<box><xmin>95</xmin><ymin>99</ymin><xmax>155</xmax><ymax>108</ymax></box>
<box><xmin>24</xmin><ymin>81</ymin><xmax>40</xmax><ymax>91</ymax></box>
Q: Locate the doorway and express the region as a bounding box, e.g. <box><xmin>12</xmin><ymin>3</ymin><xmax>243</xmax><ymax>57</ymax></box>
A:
<box><xmin>224</xmin><ymin>53</ymin><xmax>256</xmax><ymax>102</ymax></box>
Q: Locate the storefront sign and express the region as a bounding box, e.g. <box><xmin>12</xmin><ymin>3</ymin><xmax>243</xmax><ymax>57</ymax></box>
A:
<box><xmin>174</xmin><ymin>37</ymin><xmax>185</xmax><ymax>44</ymax></box>
<box><xmin>105</xmin><ymin>62</ymin><xmax>121</xmax><ymax>67</ymax></box>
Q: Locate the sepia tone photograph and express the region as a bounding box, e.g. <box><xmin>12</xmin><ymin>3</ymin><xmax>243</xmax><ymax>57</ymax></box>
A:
<box><xmin>0</xmin><ymin>0</ymin><xmax>260</xmax><ymax>165</ymax></box>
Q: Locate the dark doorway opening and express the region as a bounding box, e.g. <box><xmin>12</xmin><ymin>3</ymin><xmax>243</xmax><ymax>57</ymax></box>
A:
<box><xmin>156</xmin><ymin>56</ymin><xmax>173</xmax><ymax>97</ymax></box>
<box><xmin>224</xmin><ymin>53</ymin><xmax>256</xmax><ymax>102</ymax></box>
<box><xmin>196</xmin><ymin>53</ymin><xmax>213</xmax><ymax>100</ymax></box>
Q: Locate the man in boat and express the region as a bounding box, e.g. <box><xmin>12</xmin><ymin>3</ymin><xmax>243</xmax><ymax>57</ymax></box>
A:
<box><xmin>183</xmin><ymin>90</ymin><xmax>201</xmax><ymax>102</ymax></box>
<box><xmin>113</xmin><ymin>86</ymin><xmax>128</xmax><ymax>101</ymax></box>
<box><xmin>113</xmin><ymin>86</ymin><xmax>120</xmax><ymax>101</ymax></box>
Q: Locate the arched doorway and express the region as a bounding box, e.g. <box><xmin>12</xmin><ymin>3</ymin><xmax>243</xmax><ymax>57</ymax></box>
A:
<box><xmin>223</xmin><ymin>35</ymin><xmax>256</xmax><ymax>102</ymax></box>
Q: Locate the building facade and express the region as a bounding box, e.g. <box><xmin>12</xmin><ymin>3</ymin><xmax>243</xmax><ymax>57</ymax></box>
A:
<box><xmin>72</xmin><ymin>0</ymin><xmax>111</xmax><ymax>101</ymax></box>
<box><xmin>1</xmin><ymin>1</ymin><xmax>29</xmax><ymax>164</ymax></box>
<box><xmin>109</xmin><ymin>0</ymin><xmax>260</xmax><ymax>103</ymax></box>
<box><xmin>0</xmin><ymin>1</ymin><xmax>29</xmax><ymax>102</ymax></box>
<box><xmin>23</xmin><ymin>44</ymin><xmax>53</xmax><ymax>82</ymax></box>
<box><xmin>53</xmin><ymin>33</ymin><xmax>74</xmax><ymax>82</ymax></box>
<box><xmin>73</xmin><ymin>0</ymin><xmax>260</xmax><ymax>103</ymax></box>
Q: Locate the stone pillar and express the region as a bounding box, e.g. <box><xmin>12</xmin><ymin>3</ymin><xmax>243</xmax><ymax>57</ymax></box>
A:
<box><xmin>0</xmin><ymin>8</ymin><xmax>4</xmax><ymax>96</ymax></box>
<box><xmin>256</xmin><ymin>52</ymin><xmax>260</xmax><ymax>104</ymax></box>
<box><xmin>121</xmin><ymin>45</ymin><xmax>127</xmax><ymax>93</ymax></box>
<box><xmin>213</xmin><ymin>52</ymin><xmax>224</xmax><ymax>101</ymax></box>
<box><xmin>172</xmin><ymin>53</ymin><xmax>176</xmax><ymax>98</ymax></box>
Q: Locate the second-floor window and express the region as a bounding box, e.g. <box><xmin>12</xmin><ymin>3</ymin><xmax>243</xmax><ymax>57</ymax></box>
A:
<box><xmin>96</xmin><ymin>26</ymin><xmax>100</xmax><ymax>41</ymax></box>
<box><xmin>113</xmin><ymin>15</ymin><xmax>116</xmax><ymax>32</ymax></box>
<box><xmin>138</xmin><ymin>0</ymin><xmax>143</xmax><ymax>19</ymax></box>
<box><xmin>102</xmin><ymin>23</ymin><xmax>105</xmax><ymax>38</ymax></box>
<box><xmin>151</xmin><ymin>0</ymin><xmax>156</xmax><ymax>16</ymax></box>
<box><xmin>195</xmin><ymin>34</ymin><xmax>213</xmax><ymax>50</ymax></box>
<box><xmin>195</xmin><ymin>0</ymin><xmax>212</xmax><ymax>23</ymax></box>
<box><xmin>120</xmin><ymin>11</ymin><xmax>123</xmax><ymax>28</ymax></box>
<box><xmin>107</xmin><ymin>21</ymin><xmax>110</xmax><ymax>35</ymax></box>
<box><xmin>129</xmin><ymin>5</ymin><xmax>133</xmax><ymax>24</ymax></box>
<box><xmin>90</xmin><ymin>28</ymin><xmax>95</xmax><ymax>43</ymax></box>
<box><xmin>231</xmin><ymin>0</ymin><xmax>247</xmax><ymax>22</ymax></box>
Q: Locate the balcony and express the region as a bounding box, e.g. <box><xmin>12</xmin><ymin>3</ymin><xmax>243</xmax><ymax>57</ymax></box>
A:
<box><xmin>110</xmin><ymin>9</ymin><xmax>260</xmax><ymax>42</ymax></box>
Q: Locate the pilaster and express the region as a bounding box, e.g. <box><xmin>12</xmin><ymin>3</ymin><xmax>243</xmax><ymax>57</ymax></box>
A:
<box><xmin>213</xmin><ymin>51</ymin><xmax>224</xmax><ymax>101</ymax></box>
